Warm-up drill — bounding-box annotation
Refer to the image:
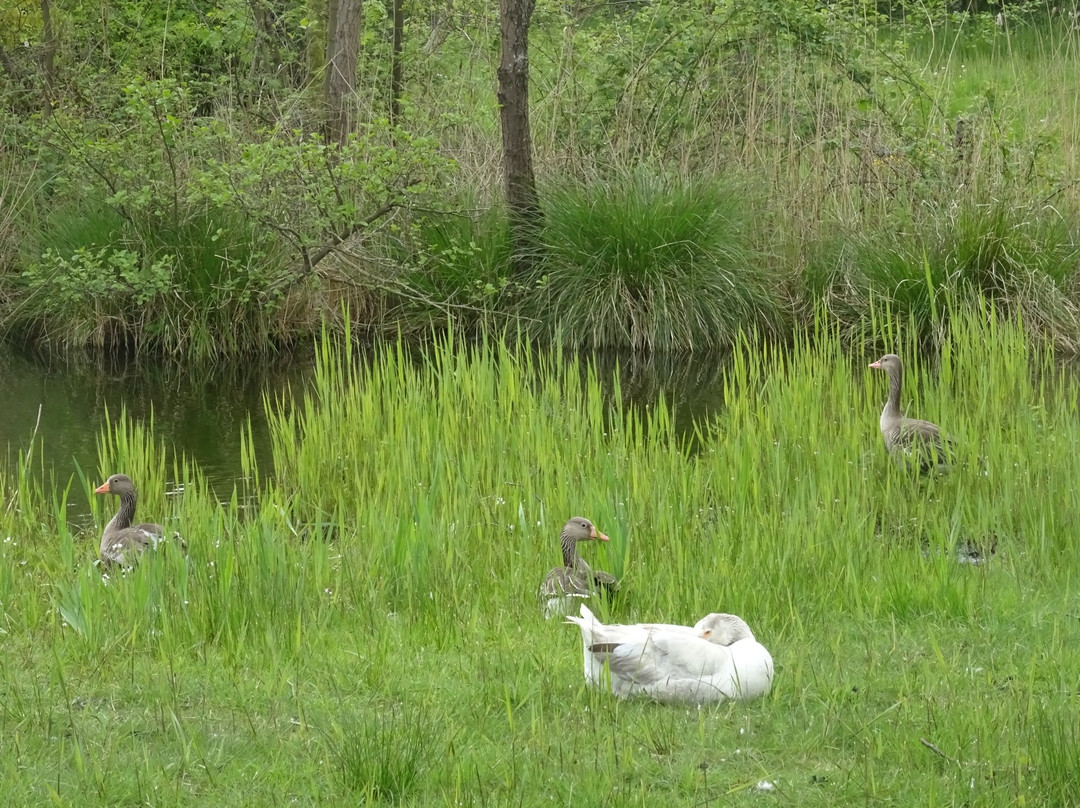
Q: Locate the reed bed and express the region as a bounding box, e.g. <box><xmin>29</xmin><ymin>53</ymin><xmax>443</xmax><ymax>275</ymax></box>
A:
<box><xmin>1</xmin><ymin>313</ymin><xmax>1080</xmax><ymax>805</ymax></box>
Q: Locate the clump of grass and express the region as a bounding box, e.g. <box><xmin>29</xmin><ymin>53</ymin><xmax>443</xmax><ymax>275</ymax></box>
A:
<box><xmin>809</xmin><ymin>198</ymin><xmax>1080</xmax><ymax>351</ymax></box>
<box><xmin>525</xmin><ymin>174</ymin><xmax>786</xmax><ymax>351</ymax></box>
<box><xmin>399</xmin><ymin>208</ymin><xmax>513</xmax><ymax>305</ymax></box>
<box><xmin>329</xmin><ymin>713</ymin><xmax>430</xmax><ymax>801</ymax></box>
<box><xmin>1030</xmin><ymin>705</ymin><xmax>1080</xmax><ymax>805</ymax></box>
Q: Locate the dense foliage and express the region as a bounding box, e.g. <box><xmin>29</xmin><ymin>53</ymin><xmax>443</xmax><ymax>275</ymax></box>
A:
<box><xmin>2</xmin><ymin>0</ymin><xmax>1079</xmax><ymax>357</ymax></box>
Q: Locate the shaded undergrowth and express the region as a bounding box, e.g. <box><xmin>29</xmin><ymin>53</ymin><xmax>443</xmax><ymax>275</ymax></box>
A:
<box><xmin>5</xmin><ymin>17</ymin><xmax>1080</xmax><ymax>359</ymax></box>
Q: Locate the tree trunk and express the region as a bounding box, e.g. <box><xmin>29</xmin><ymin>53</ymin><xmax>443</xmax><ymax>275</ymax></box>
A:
<box><xmin>306</xmin><ymin>0</ymin><xmax>327</xmax><ymax>87</ymax></box>
<box><xmin>38</xmin><ymin>0</ymin><xmax>57</xmax><ymax>118</ymax></box>
<box><xmin>497</xmin><ymin>0</ymin><xmax>542</xmax><ymax>277</ymax></box>
<box><xmin>422</xmin><ymin>0</ymin><xmax>453</xmax><ymax>56</ymax></box>
<box><xmin>326</xmin><ymin>0</ymin><xmax>363</xmax><ymax>145</ymax></box>
<box><xmin>390</xmin><ymin>0</ymin><xmax>404</xmax><ymax>125</ymax></box>
<box><xmin>248</xmin><ymin>0</ymin><xmax>285</xmax><ymax>85</ymax></box>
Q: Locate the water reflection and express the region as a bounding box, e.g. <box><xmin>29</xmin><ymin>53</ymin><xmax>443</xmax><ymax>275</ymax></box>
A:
<box><xmin>588</xmin><ymin>349</ymin><xmax>728</xmax><ymax>446</ymax></box>
<box><xmin>0</xmin><ymin>343</ymin><xmax>730</xmax><ymax>521</ymax></box>
<box><xmin>0</xmin><ymin>347</ymin><xmax>316</xmax><ymax>521</ymax></box>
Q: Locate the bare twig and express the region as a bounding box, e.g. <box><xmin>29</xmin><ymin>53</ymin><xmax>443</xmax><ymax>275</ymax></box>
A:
<box><xmin>24</xmin><ymin>404</ymin><xmax>43</xmax><ymax>466</ymax></box>
<box><xmin>263</xmin><ymin>197</ymin><xmax>403</xmax><ymax>299</ymax></box>
<box><xmin>920</xmin><ymin>737</ymin><xmax>959</xmax><ymax>768</ymax></box>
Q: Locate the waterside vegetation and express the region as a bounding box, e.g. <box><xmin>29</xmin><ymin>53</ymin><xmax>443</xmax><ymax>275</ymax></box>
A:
<box><xmin>4</xmin><ymin>5</ymin><xmax>1080</xmax><ymax>358</ymax></box>
<box><xmin>2</xmin><ymin>314</ymin><xmax>1080</xmax><ymax>804</ymax></box>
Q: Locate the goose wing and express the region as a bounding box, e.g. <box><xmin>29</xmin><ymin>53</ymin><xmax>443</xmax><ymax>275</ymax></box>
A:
<box><xmin>892</xmin><ymin>418</ymin><xmax>958</xmax><ymax>472</ymax></box>
<box><xmin>597</xmin><ymin>632</ymin><xmax>732</xmax><ymax>685</ymax></box>
<box><xmin>100</xmin><ymin>526</ymin><xmax>160</xmax><ymax>566</ymax></box>
<box><xmin>539</xmin><ymin>566</ymin><xmax>590</xmax><ymax>598</ymax></box>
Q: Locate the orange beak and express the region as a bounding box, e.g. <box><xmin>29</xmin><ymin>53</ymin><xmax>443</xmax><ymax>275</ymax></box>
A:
<box><xmin>589</xmin><ymin>526</ymin><xmax>610</xmax><ymax>542</ymax></box>
<box><xmin>94</xmin><ymin>481</ymin><xmax>110</xmax><ymax>494</ymax></box>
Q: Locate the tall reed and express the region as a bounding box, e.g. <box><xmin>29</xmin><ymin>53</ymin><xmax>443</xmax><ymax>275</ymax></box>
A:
<box><xmin>2</xmin><ymin>311</ymin><xmax>1080</xmax><ymax>804</ymax></box>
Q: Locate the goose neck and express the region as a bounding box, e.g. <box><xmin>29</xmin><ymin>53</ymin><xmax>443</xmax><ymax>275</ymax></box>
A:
<box><xmin>883</xmin><ymin>365</ymin><xmax>903</xmax><ymax>418</ymax></box>
<box><xmin>106</xmin><ymin>491</ymin><xmax>138</xmax><ymax>533</ymax></box>
<box><xmin>560</xmin><ymin>532</ymin><xmax>581</xmax><ymax>568</ymax></box>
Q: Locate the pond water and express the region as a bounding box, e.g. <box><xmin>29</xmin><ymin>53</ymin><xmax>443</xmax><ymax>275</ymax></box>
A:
<box><xmin>0</xmin><ymin>344</ymin><xmax>728</xmax><ymax>526</ymax></box>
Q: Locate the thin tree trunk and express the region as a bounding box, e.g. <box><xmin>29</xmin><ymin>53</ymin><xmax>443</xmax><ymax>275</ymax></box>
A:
<box><xmin>390</xmin><ymin>0</ymin><xmax>404</xmax><ymax>125</ymax></box>
<box><xmin>248</xmin><ymin>0</ymin><xmax>284</xmax><ymax>84</ymax></box>
<box><xmin>307</xmin><ymin>0</ymin><xmax>327</xmax><ymax>87</ymax></box>
<box><xmin>326</xmin><ymin>0</ymin><xmax>363</xmax><ymax>145</ymax></box>
<box><xmin>497</xmin><ymin>0</ymin><xmax>542</xmax><ymax>277</ymax></box>
<box><xmin>100</xmin><ymin>4</ymin><xmax>111</xmax><ymax>64</ymax></box>
<box><xmin>422</xmin><ymin>0</ymin><xmax>453</xmax><ymax>55</ymax></box>
<box><xmin>39</xmin><ymin>0</ymin><xmax>57</xmax><ymax>118</ymax></box>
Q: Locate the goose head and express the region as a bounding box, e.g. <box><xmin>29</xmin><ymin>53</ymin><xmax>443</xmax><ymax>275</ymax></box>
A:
<box><xmin>561</xmin><ymin>517</ymin><xmax>609</xmax><ymax>544</ymax></box>
<box><xmin>693</xmin><ymin>613</ymin><xmax>755</xmax><ymax>645</ymax></box>
<box><xmin>868</xmin><ymin>354</ymin><xmax>902</xmax><ymax>375</ymax></box>
<box><xmin>95</xmin><ymin>473</ymin><xmax>137</xmax><ymax>498</ymax></box>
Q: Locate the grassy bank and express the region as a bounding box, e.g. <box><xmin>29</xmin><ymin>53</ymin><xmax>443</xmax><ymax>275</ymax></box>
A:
<box><xmin>1</xmin><ymin>313</ymin><xmax>1080</xmax><ymax>804</ymax></box>
<box><xmin>5</xmin><ymin>13</ymin><xmax>1080</xmax><ymax>358</ymax></box>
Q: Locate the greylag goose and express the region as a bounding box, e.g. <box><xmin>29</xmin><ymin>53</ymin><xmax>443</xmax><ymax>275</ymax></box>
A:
<box><xmin>869</xmin><ymin>354</ymin><xmax>957</xmax><ymax>473</ymax></box>
<box><xmin>95</xmin><ymin>474</ymin><xmax>182</xmax><ymax>566</ymax></box>
<box><xmin>566</xmin><ymin>605</ymin><xmax>774</xmax><ymax>703</ymax></box>
<box><xmin>538</xmin><ymin>517</ymin><xmax>618</xmax><ymax>619</ymax></box>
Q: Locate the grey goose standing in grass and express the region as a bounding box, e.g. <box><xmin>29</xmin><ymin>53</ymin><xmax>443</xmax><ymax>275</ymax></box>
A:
<box><xmin>566</xmin><ymin>604</ymin><xmax>774</xmax><ymax>704</ymax></box>
<box><xmin>95</xmin><ymin>473</ymin><xmax>184</xmax><ymax>567</ymax></box>
<box><xmin>869</xmin><ymin>354</ymin><xmax>957</xmax><ymax>473</ymax></box>
<box><xmin>538</xmin><ymin>517</ymin><xmax>618</xmax><ymax>619</ymax></box>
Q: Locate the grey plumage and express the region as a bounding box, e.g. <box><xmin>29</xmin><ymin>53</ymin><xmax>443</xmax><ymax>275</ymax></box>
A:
<box><xmin>95</xmin><ymin>474</ymin><xmax>185</xmax><ymax>567</ymax></box>
<box><xmin>869</xmin><ymin>354</ymin><xmax>957</xmax><ymax>474</ymax></box>
<box><xmin>538</xmin><ymin>517</ymin><xmax>617</xmax><ymax>618</ymax></box>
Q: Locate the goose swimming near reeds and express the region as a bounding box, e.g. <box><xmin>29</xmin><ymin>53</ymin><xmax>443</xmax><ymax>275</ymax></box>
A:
<box><xmin>95</xmin><ymin>474</ymin><xmax>184</xmax><ymax>567</ymax></box>
<box><xmin>565</xmin><ymin>605</ymin><xmax>774</xmax><ymax>703</ymax></box>
<box><xmin>869</xmin><ymin>354</ymin><xmax>957</xmax><ymax>474</ymax></box>
<box><xmin>538</xmin><ymin>517</ymin><xmax>618</xmax><ymax>619</ymax></box>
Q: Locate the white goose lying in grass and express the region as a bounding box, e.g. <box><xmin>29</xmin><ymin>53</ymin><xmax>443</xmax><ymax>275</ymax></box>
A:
<box><xmin>566</xmin><ymin>605</ymin><xmax>774</xmax><ymax>704</ymax></box>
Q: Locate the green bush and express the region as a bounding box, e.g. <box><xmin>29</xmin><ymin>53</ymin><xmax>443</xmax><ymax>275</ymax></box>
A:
<box><xmin>524</xmin><ymin>174</ymin><xmax>787</xmax><ymax>351</ymax></box>
<box><xmin>808</xmin><ymin>197</ymin><xmax>1080</xmax><ymax>352</ymax></box>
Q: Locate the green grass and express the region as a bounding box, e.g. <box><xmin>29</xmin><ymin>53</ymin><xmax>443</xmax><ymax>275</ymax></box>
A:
<box><xmin>2</xmin><ymin>311</ymin><xmax>1080</xmax><ymax>804</ymax></box>
<box><xmin>524</xmin><ymin>174</ymin><xmax>786</xmax><ymax>351</ymax></box>
<box><xmin>7</xmin><ymin>193</ymin><xmax>297</xmax><ymax>359</ymax></box>
<box><xmin>807</xmin><ymin>196</ymin><xmax>1080</xmax><ymax>352</ymax></box>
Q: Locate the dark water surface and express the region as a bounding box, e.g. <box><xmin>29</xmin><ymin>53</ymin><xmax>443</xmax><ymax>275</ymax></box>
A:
<box><xmin>0</xmin><ymin>345</ymin><xmax>728</xmax><ymax>524</ymax></box>
<box><xmin>0</xmin><ymin>347</ymin><xmax>317</xmax><ymax>525</ymax></box>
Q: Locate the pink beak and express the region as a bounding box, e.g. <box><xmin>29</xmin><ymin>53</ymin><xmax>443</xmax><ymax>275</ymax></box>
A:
<box><xmin>590</xmin><ymin>526</ymin><xmax>610</xmax><ymax>542</ymax></box>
